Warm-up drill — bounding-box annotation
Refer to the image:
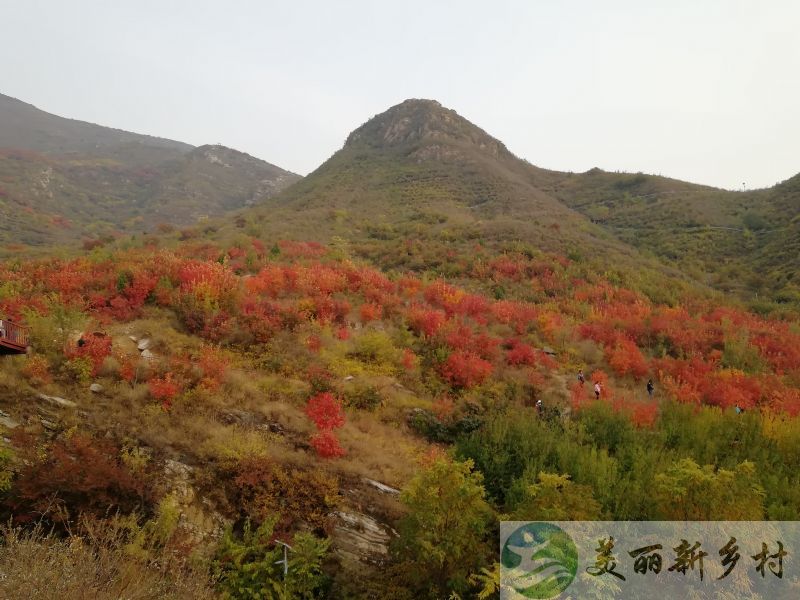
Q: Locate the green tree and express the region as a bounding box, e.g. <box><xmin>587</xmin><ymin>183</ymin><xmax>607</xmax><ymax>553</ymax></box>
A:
<box><xmin>213</xmin><ymin>517</ymin><xmax>329</xmax><ymax>599</ymax></box>
<box><xmin>510</xmin><ymin>472</ymin><xmax>602</xmax><ymax>521</ymax></box>
<box><xmin>654</xmin><ymin>459</ymin><xmax>765</xmax><ymax>520</ymax></box>
<box><xmin>22</xmin><ymin>294</ymin><xmax>86</xmax><ymax>364</ymax></box>
<box><xmin>394</xmin><ymin>456</ymin><xmax>494</xmax><ymax>598</ymax></box>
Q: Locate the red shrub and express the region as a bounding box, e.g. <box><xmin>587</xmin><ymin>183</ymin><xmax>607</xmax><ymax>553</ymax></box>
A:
<box><xmin>199</xmin><ymin>346</ymin><xmax>228</xmax><ymax>390</ymax></box>
<box><xmin>440</xmin><ymin>351</ymin><xmax>493</xmax><ymax>389</ymax></box>
<box><xmin>8</xmin><ymin>433</ymin><xmax>147</xmax><ymax>524</ymax></box>
<box><xmin>407</xmin><ymin>306</ymin><xmax>446</xmax><ymax>338</ymax></box>
<box><xmin>68</xmin><ymin>333</ymin><xmax>112</xmax><ymax>376</ymax></box>
<box><xmin>506</xmin><ymin>339</ymin><xmax>537</xmax><ymax>367</ymax></box>
<box><xmin>149</xmin><ymin>373</ymin><xmax>181</xmax><ymax>409</ymax></box>
<box><xmin>607</xmin><ymin>338</ymin><xmax>649</xmax><ymax>379</ymax></box>
<box><xmin>359</xmin><ymin>302</ymin><xmax>382</xmax><ymax>323</ymax></box>
<box><xmin>402</xmin><ymin>348</ymin><xmax>417</xmax><ymax>371</ymax></box>
<box><xmin>310</xmin><ymin>430</ymin><xmax>346</xmax><ymax>458</ymax></box>
<box><xmin>305</xmin><ymin>392</ymin><xmax>345</xmax><ymax>430</ymax></box>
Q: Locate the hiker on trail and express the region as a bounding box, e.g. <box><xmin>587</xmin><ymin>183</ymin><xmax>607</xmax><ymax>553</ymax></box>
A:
<box><xmin>535</xmin><ymin>399</ymin><xmax>543</xmax><ymax>414</ymax></box>
<box><xmin>647</xmin><ymin>379</ymin><xmax>654</xmax><ymax>398</ymax></box>
<box><xmin>577</xmin><ymin>369</ymin><xmax>585</xmax><ymax>385</ymax></box>
<box><xmin>594</xmin><ymin>381</ymin><xmax>602</xmax><ymax>399</ymax></box>
<box><xmin>735</xmin><ymin>405</ymin><xmax>743</xmax><ymax>415</ymax></box>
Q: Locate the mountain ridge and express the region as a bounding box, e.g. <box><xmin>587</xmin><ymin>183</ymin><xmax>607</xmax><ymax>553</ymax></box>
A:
<box><xmin>0</xmin><ymin>92</ymin><xmax>300</xmax><ymax>249</ymax></box>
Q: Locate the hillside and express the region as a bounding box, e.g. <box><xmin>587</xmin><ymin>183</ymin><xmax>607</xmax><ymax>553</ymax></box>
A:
<box><xmin>1</xmin><ymin>236</ymin><xmax>799</xmax><ymax>597</ymax></box>
<box><xmin>551</xmin><ymin>167</ymin><xmax>800</xmax><ymax>307</ymax></box>
<box><xmin>216</xmin><ymin>98</ymin><xmax>797</xmax><ymax>311</ymax></box>
<box><xmin>0</xmin><ymin>93</ymin><xmax>300</xmax><ymax>249</ymax></box>
<box><xmin>0</xmin><ymin>98</ymin><xmax>798</xmax><ymax>598</ymax></box>
<box><xmin>211</xmin><ymin>100</ymin><xmax>706</xmax><ymax>309</ymax></box>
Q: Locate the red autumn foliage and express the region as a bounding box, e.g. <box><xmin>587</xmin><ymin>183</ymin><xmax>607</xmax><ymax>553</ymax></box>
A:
<box><xmin>199</xmin><ymin>346</ymin><xmax>228</xmax><ymax>390</ymax></box>
<box><xmin>402</xmin><ymin>348</ymin><xmax>417</xmax><ymax>371</ymax></box>
<box><xmin>68</xmin><ymin>333</ymin><xmax>112</xmax><ymax>376</ymax></box>
<box><xmin>148</xmin><ymin>373</ymin><xmax>181</xmax><ymax>409</ymax></box>
<box><xmin>440</xmin><ymin>351</ymin><xmax>493</xmax><ymax>389</ymax></box>
<box><xmin>307</xmin><ymin>335</ymin><xmax>322</xmax><ymax>352</ymax></box>
<box><xmin>407</xmin><ymin>305</ymin><xmax>447</xmax><ymax>338</ymax></box>
<box><xmin>21</xmin><ymin>354</ymin><xmax>52</xmax><ymax>384</ymax></box>
<box><xmin>305</xmin><ymin>392</ymin><xmax>346</xmax><ymax>431</ymax></box>
<box><xmin>607</xmin><ymin>338</ymin><xmax>649</xmax><ymax>379</ymax></box>
<box><xmin>569</xmin><ymin>381</ymin><xmax>587</xmax><ymax>412</ymax></box>
<box><xmin>359</xmin><ymin>302</ymin><xmax>382</xmax><ymax>323</ymax></box>
<box><xmin>8</xmin><ymin>433</ymin><xmax>148</xmax><ymax>524</ymax></box>
<box><xmin>505</xmin><ymin>339</ymin><xmax>537</xmax><ymax>367</ymax></box>
<box><xmin>310</xmin><ymin>430</ymin><xmax>346</xmax><ymax>458</ymax></box>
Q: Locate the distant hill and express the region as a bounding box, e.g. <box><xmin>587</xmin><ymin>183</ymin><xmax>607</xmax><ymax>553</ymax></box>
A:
<box><xmin>0</xmin><ymin>93</ymin><xmax>300</xmax><ymax>248</ymax></box>
<box><xmin>551</xmin><ymin>167</ymin><xmax>800</xmax><ymax>306</ymax></box>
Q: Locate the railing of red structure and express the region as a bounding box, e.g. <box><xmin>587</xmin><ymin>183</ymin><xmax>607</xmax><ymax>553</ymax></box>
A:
<box><xmin>0</xmin><ymin>319</ymin><xmax>29</xmax><ymax>347</ymax></box>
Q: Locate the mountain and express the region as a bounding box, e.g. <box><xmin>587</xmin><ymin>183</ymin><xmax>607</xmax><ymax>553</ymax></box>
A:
<box><xmin>0</xmin><ymin>93</ymin><xmax>300</xmax><ymax>249</ymax></box>
<box><xmin>237</xmin><ymin>102</ymin><xmax>635</xmax><ymax>258</ymax></box>
<box><xmin>221</xmin><ymin>98</ymin><xmax>796</xmax><ymax>310</ymax></box>
<box><xmin>208</xmin><ymin>100</ymin><xmax>705</xmax><ymax>307</ymax></box>
<box><xmin>0</xmin><ymin>93</ymin><xmax>191</xmax><ymax>163</ymax></box>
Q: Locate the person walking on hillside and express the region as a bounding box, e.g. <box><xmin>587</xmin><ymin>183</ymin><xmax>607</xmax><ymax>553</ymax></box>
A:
<box><xmin>577</xmin><ymin>369</ymin><xmax>585</xmax><ymax>386</ymax></box>
<box><xmin>535</xmin><ymin>399</ymin><xmax>543</xmax><ymax>415</ymax></box>
<box><xmin>594</xmin><ymin>381</ymin><xmax>602</xmax><ymax>400</ymax></box>
<box><xmin>647</xmin><ymin>379</ymin><xmax>654</xmax><ymax>399</ymax></box>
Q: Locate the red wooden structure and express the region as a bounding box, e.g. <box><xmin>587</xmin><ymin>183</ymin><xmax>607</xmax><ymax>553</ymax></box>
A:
<box><xmin>0</xmin><ymin>319</ymin><xmax>29</xmax><ymax>355</ymax></box>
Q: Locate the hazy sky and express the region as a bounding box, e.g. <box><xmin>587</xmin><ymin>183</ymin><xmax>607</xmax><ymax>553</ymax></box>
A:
<box><xmin>2</xmin><ymin>1</ymin><xmax>798</xmax><ymax>189</ymax></box>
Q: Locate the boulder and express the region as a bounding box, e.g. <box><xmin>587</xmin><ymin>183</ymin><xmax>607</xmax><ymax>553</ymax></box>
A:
<box><xmin>363</xmin><ymin>478</ymin><xmax>400</xmax><ymax>496</ymax></box>
<box><xmin>0</xmin><ymin>410</ymin><xmax>19</xmax><ymax>429</ymax></box>
<box><xmin>141</xmin><ymin>349</ymin><xmax>155</xmax><ymax>360</ymax></box>
<box><xmin>137</xmin><ymin>338</ymin><xmax>151</xmax><ymax>351</ymax></box>
<box><xmin>89</xmin><ymin>383</ymin><xmax>103</xmax><ymax>393</ymax></box>
<box><xmin>37</xmin><ymin>393</ymin><xmax>77</xmax><ymax>409</ymax></box>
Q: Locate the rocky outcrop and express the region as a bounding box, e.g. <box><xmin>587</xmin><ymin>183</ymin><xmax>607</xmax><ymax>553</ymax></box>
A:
<box><xmin>331</xmin><ymin>511</ymin><xmax>394</xmax><ymax>565</ymax></box>
<box><xmin>36</xmin><ymin>393</ymin><xmax>77</xmax><ymax>409</ymax></box>
<box><xmin>162</xmin><ymin>459</ymin><xmax>229</xmax><ymax>546</ymax></box>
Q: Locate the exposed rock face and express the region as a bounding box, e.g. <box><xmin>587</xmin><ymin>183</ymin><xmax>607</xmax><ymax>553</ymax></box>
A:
<box><xmin>0</xmin><ymin>409</ymin><xmax>19</xmax><ymax>429</ymax></box>
<box><xmin>363</xmin><ymin>478</ymin><xmax>400</xmax><ymax>496</ymax></box>
<box><xmin>162</xmin><ymin>459</ymin><xmax>229</xmax><ymax>546</ymax></box>
<box><xmin>345</xmin><ymin>98</ymin><xmax>510</xmax><ymax>160</ymax></box>
<box><xmin>331</xmin><ymin>511</ymin><xmax>394</xmax><ymax>565</ymax></box>
<box><xmin>89</xmin><ymin>383</ymin><xmax>103</xmax><ymax>393</ymax></box>
<box><xmin>36</xmin><ymin>393</ymin><xmax>77</xmax><ymax>409</ymax></box>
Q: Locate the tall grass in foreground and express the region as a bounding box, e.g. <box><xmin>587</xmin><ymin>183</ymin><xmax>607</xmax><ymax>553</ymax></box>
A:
<box><xmin>0</xmin><ymin>522</ymin><xmax>216</xmax><ymax>600</ymax></box>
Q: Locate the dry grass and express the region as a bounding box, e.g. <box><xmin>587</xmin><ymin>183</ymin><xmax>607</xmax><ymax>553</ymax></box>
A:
<box><xmin>335</xmin><ymin>411</ymin><xmax>427</xmax><ymax>488</ymax></box>
<box><xmin>0</xmin><ymin>523</ymin><xmax>216</xmax><ymax>600</ymax></box>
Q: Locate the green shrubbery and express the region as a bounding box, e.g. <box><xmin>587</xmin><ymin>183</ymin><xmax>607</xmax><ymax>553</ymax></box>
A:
<box><xmin>213</xmin><ymin>517</ymin><xmax>330</xmax><ymax>600</ymax></box>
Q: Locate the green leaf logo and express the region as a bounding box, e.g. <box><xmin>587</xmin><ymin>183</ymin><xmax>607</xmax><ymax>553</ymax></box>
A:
<box><xmin>501</xmin><ymin>522</ymin><xmax>578</xmax><ymax>598</ymax></box>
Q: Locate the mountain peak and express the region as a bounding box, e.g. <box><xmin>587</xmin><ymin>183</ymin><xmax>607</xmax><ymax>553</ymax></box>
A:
<box><xmin>344</xmin><ymin>98</ymin><xmax>509</xmax><ymax>159</ymax></box>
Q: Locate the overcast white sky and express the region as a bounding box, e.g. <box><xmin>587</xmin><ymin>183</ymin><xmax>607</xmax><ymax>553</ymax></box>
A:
<box><xmin>2</xmin><ymin>1</ymin><xmax>798</xmax><ymax>189</ymax></box>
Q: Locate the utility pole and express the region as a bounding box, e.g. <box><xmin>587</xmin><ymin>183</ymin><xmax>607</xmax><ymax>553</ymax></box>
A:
<box><xmin>274</xmin><ymin>540</ymin><xmax>293</xmax><ymax>597</ymax></box>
